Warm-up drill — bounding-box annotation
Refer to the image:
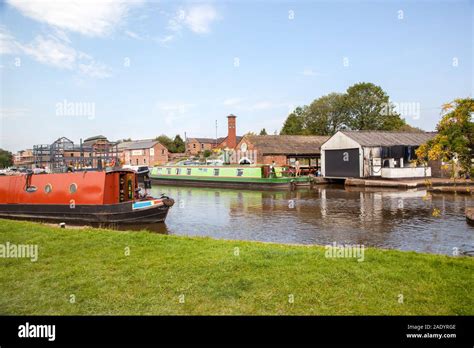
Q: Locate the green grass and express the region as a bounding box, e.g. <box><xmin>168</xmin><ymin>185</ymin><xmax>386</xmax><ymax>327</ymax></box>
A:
<box><xmin>0</xmin><ymin>219</ymin><xmax>473</xmax><ymax>315</ymax></box>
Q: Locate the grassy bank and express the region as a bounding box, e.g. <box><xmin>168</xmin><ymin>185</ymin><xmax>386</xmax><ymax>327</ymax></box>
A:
<box><xmin>0</xmin><ymin>219</ymin><xmax>472</xmax><ymax>315</ymax></box>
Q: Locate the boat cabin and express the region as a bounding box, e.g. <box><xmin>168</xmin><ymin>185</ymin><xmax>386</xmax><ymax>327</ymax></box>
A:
<box><xmin>0</xmin><ymin>170</ymin><xmax>140</xmax><ymax>205</ymax></box>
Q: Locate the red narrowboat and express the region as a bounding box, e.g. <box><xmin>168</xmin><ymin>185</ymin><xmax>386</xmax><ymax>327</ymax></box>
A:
<box><xmin>0</xmin><ymin>169</ymin><xmax>174</xmax><ymax>225</ymax></box>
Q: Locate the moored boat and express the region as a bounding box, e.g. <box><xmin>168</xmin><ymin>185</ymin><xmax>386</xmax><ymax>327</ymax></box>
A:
<box><xmin>0</xmin><ymin>169</ymin><xmax>174</xmax><ymax>225</ymax></box>
<box><xmin>149</xmin><ymin>165</ymin><xmax>311</xmax><ymax>189</ymax></box>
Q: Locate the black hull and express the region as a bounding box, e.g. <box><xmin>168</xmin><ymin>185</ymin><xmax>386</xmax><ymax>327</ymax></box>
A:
<box><xmin>0</xmin><ymin>200</ymin><xmax>173</xmax><ymax>225</ymax></box>
<box><xmin>150</xmin><ymin>178</ymin><xmax>310</xmax><ymax>190</ymax></box>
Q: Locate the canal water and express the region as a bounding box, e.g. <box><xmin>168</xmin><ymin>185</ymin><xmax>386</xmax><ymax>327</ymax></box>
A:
<box><xmin>144</xmin><ymin>185</ymin><xmax>473</xmax><ymax>256</ymax></box>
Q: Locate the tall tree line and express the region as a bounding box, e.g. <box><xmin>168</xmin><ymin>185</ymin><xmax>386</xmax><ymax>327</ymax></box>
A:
<box><xmin>281</xmin><ymin>82</ymin><xmax>422</xmax><ymax>136</ymax></box>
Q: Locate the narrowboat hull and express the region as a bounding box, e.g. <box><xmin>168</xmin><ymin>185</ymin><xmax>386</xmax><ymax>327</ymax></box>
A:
<box><xmin>150</xmin><ymin>176</ymin><xmax>311</xmax><ymax>190</ymax></box>
<box><xmin>0</xmin><ymin>199</ymin><xmax>174</xmax><ymax>225</ymax></box>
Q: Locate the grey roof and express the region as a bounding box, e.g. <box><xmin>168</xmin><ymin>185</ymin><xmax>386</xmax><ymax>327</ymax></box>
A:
<box><xmin>342</xmin><ymin>131</ymin><xmax>436</xmax><ymax>147</ymax></box>
<box><xmin>118</xmin><ymin>139</ymin><xmax>159</xmax><ymax>150</ymax></box>
<box><xmin>243</xmin><ymin>135</ymin><xmax>330</xmax><ymax>155</ymax></box>
<box><xmin>83</xmin><ymin>135</ymin><xmax>107</xmax><ymax>144</ymax></box>
<box><xmin>192</xmin><ymin>138</ymin><xmax>218</xmax><ymax>144</ymax></box>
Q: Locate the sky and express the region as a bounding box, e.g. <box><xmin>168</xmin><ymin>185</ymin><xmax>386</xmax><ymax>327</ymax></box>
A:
<box><xmin>0</xmin><ymin>0</ymin><xmax>472</xmax><ymax>152</ymax></box>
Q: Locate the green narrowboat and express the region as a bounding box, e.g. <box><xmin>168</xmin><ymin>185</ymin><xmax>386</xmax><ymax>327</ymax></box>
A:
<box><xmin>149</xmin><ymin>165</ymin><xmax>312</xmax><ymax>189</ymax></box>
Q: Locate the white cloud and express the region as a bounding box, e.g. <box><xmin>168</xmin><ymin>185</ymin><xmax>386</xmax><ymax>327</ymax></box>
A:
<box><xmin>78</xmin><ymin>61</ymin><xmax>112</xmax><ymax>79</ymax></box>
<box><xmin>0</xmin><ymin>26</ymin><xmax>21</xmax><ymax>54</ymax></box>
<box><xmin>22</xmin><ymin>35</ymin><xmax>76</xmax><ymax>69</ymax></box>
<box><xmin>156</xmin><ymin>35</ymin><xmax>175</xmax><ymax>45</ymax></box>
<box><xmin>167</xmin><ymin>5</ymin><xmax>219</xmax><ymax>37</ymax></box>
<box><xmin>0</xmin><ymin>27</ymin><xmax>111</xmax><ymax>78</ymax></box>
<box><xmin>7</xmin><ymin>0</ymin><xmax>143</xmax><ymax>37</ymax></box>
<box><xmin>183</xmin><ymin>5</ymin><xmax>218</xmax><ymax>34</ymax></box>
<box><xmin>125</xmin><ymin>30</ymin><xmax>143</xmax><ymax>40</ymax></box>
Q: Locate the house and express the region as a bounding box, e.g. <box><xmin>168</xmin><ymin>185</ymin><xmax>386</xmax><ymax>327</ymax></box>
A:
<box><xmin>186</xmin><ymin>114</ymin><xmax>243</xmax><ymax>155</ymax></box>
<box><xmin>118</xmin><ymin>139</ymin><xmax>168</xmax><ymax>166</ymax></box>
<box><xmin>186</xmin><ymin>138</ymin><xmax>217</xmax><ymax>155</ymax></box>
<box><xmin>13</xmin><ymin>149</ymin><xmax>34</xmax><ymax>168</ymax></box>
<box><xmin>320</xmin><ymin>131</ymin><xmax>437</xmax><ymax>179</ymax></box>
<box><xmin>234</xmin><ymin>135</ymin><xmax>330</xmax><ymax>167</ymax></box>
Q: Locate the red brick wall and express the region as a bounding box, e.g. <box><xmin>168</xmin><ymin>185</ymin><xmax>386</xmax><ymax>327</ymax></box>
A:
<box><xmin>261</xmin><ymin>155</ymin><xmax>287</xmax><ymax>166</ymax></box>
<box><xmin>124</xmin><ymin>143</ymin><xmax>168</xmax><ymax>166</ymax></box>
<box><xmin>227</xmin><ymin>115</ymin><xmax>237</xmax><ymax>149</ymax></box>
<box><xmin>186</xmin><ymin>139</ymin><xmax>214</xmax><ymax>155</ymax></box>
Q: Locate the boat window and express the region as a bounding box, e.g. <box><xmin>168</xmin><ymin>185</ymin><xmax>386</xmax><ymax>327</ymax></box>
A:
<box><xmin>176</xmin><ymin>168</ymin><xmax>181</xmax><ymax>175</ymax></box>
<box><xmin>166</xmin><ymin>168</ymin><xmax>171</xmax><ymax>175</ymax></box>
<box><xmin>213</xmin><ymin>168</ymin><xmax>219</xmax><ymax>176</ymax></box>
<box><xmin>69</xmin><ymin>183</ymin><xmax>77</xmax><ymax>194</ymax></box>
<box><xmin>44</xmin><ymin>184</ymin><xmax>53</xmax><ymax>193</ymax></box>
<box><xmin>187</xmin><ymin>168</ymin><xmax>192</xmax><ymax>175</ymax></box>
<box><xmin>25</xmin><ymin>186</ymin><xmax>37</xmax><ymax>193</ymax></box>
<box><xmin>236</xmin><ymin>169</ymin><xmax>244</xmax><ymax>177</ymax></box>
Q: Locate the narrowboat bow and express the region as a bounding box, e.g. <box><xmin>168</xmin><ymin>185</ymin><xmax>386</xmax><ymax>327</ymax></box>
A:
<box><xmin>0</xmin><ymin>169</ymin><xmax>174</xmax><ymax>225</ymax></box>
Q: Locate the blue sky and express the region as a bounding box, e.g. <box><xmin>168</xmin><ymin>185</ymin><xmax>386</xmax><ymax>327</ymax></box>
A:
<box><xmin>0</xmin><ymin>0</ymin><xmax>472</xmax><ymax>152</ymax></box>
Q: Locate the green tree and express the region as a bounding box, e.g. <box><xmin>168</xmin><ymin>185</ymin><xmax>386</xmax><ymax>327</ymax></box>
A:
<box><xmin>416</xmin><ymin>98</ymin><xmax>474</xmax><ymax>177</ymax></box>
<box><xmin>259</xmin><ymin>128</ymin><xmax>268</xmax><ymax>135</ymax></box>
<box><xmin>203</xmin><ymin>149</ymin><xmax>212</xmax><ymax>158</ymax></box>
<box><xmin>156</xmin><ymin>135</ymin><xmax>176</xmax><ymax>152</ymax></box>
<box><xmin>280</xmin><ymin>106</ymin><xmax>306</xmax><ymax>135</ymax></box>
<box><xmin>345</xmin><ymin>82</ymin><xmax>404</xmax><ymax>130</ymax></box>
<box><xmin>173</xmin><ymin>135</ymin><xmax>185</xmax><ymax>153</ymax></box>
<box><xmin>0</xmin><ymin>149</ymin><xmax>13</xmax><ymax>168</ymax></box>
<box><xmin>304</xmin><ymin>93</ymin><xmax>349</xmax><ymax>135</ymax></box>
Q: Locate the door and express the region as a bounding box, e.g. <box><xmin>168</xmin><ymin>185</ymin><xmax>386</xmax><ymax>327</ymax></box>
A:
<box><xmin>325</xmin><ymin>149</ymin><xmax>360</xmax><ymax>178</ymax></box>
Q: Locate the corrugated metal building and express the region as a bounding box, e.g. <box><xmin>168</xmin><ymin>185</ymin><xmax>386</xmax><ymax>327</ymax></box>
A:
<box><xmin>321</xmin><ymin>131</ymin><xmax>437</xmax><ymax>179</ymax></box>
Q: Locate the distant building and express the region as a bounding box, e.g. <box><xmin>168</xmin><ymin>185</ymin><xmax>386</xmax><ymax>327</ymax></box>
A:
<box><xmin>13</xmin><ymin>149</ymin><xmax>34</xmax><ymax>168</ymax></box>
<box><xmin>235</xmin><ymin>135</ymin><xmax>329</xmax><ymax>167</ymax></box>
<box><xmin>186</xmin><ymin>114</ymin><xmax>242</xmax><ymax>155</ymax></box>
<box><xmin>118</xmin><ymin>139</ymin><xmax>168</xmax><ymax>166</ymax></box>
<box><xmin>321</xmin><ymin>131</ymin><xmax>436</xmax><ymax>179</ymax></box>
<box><xmin>186</xmin><ymin>138</ymin><xmax>217</xmax><ymax>155</ymax></box>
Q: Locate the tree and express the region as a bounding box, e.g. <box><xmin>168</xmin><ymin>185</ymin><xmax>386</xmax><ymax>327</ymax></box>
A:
<box><xmin>416</xmin><ymin>98</ymin><xmax>474</xmax><ymax>177</ymax></box>
<box><xmin>345</xmin><ymin>82</ymin><xmax>404</xmax><ymax>130</ymax></box>
<box><xmin>280</xmin><ymin>82</ymin><xmax>413</xmax><ymax>135</ymax></box>
<box><xmin>156</xmin><ymin>135</ymin><xmax>176</xmax><ymax>152</ymax></box>
<box><xmin>173</xmin><ymin>135</ymin><xmax>185</xmax><ymax>153</ymax></box>
<box><xmin>259</xmin><ymin>128</ymin><xmax>268</xmax><ymax>135</ymax></box>
<box><xmin>0</xmin><ymin>149</ymin><xmax>13</xmax><ymax>168</ymax></box>
<box><xmin>203</xmin><ymin>149</ymin><xmax>212</xmax><ymax>158</ymax></box>
<box><xmin>304</xmin><ymin>93</ymin><xmax>349</xmax><ymax>135</ymax></box>
<box><xmin>280</xmin><ymin>106</ymin><xmax>306</xmax><ymax>135</ymax></box>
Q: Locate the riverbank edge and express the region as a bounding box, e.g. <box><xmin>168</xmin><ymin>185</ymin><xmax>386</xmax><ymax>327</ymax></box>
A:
<box><xmin>1</xmin><ymin>218</ymin><xmax>473</xmax><ymax>315</ymax></box>
<box><xmin>344</xmin><ymin>177</ymin><xmax>474</xmax><ymax>190</ymax></box>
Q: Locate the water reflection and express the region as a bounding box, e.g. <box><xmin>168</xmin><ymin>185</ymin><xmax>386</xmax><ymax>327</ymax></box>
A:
<box><xmin>139</xmin><ymin>185</ymin><xmax>473</xmax><ymax>255</ymax></box>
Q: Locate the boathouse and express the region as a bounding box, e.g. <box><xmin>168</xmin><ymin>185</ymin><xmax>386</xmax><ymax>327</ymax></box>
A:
<box><xmin>235</xmin><ymin>135</ymin><xmax>330</xmax><ymax>168</ymax></box>
<box><xmin>321</xmin><ymin>131</ymin><xmax>436</xmax><ymax>179</ymax></box>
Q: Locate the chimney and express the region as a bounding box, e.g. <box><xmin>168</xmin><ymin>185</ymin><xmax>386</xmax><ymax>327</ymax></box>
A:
<box><xmin>226</xmin><ymin>114</ymin><xmax>237</xmax><ymax>149</ymax></box>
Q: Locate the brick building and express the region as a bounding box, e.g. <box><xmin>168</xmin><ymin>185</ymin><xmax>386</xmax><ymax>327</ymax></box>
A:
<box><xmin>13</xmin><ymin>149</ymin><xmax>34</xmax><ymax>168</ymax></box>
<box><xmin>234</xmin><ymin>135</ymin><xmax>330</xmax><ymax>167</ymax></box>
<box><xmin>118</xmin><ymin>139</ymin><xmax>169</xmax><ymax>166</ymax></box>
<box><xmin>186</xmin><ymin>114</ymin><xmax>242</xmax><ymax>155</ymax></box>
